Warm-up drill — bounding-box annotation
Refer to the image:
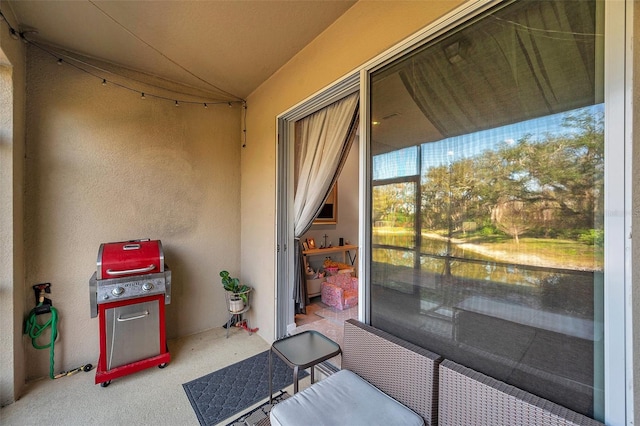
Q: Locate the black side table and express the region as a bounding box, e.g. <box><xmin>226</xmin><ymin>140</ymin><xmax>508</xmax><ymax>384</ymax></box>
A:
<box><xmin>269</xmin><ymin>330</ymin><xmax>341</xmax><ymax>402</ymax></box>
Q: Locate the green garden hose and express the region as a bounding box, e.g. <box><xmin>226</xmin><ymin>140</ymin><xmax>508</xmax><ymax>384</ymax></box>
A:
<box><xmin>24</xmin><ymin>304</ymin><xmax>59</xmax><ymax>379</ymax></box>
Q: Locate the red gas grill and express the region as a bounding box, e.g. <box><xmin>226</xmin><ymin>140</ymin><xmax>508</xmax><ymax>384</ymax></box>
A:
<box><xmin>89</xmin><ymin>239</ymin><xmax>171</xmax><ymax>387</ymax></box>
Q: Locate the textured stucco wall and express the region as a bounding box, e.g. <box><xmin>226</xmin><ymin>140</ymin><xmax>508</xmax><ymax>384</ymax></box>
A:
<box><xmin>23</xmin><ymin>46</ymin><xmax>241</xmax><ymax>380</ymax></box>
<box><xmin>242</xmin><ymin>0</ymin><xmax>464</xmax><ymax>341</ymax></box>
<box><xmin>0</xmin><ymin>22</ymin><xmax>26</xmax><ymax>405</ymax></box>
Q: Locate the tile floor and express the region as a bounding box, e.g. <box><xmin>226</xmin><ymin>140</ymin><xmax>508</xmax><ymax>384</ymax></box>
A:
<box><xmin>293</xmin><ymin>296</ymin><xmax>358</xmax><ymax>368</ymax></box>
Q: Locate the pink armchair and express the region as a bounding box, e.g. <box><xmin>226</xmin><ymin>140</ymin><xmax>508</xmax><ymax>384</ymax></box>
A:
<box><xmin>321</xmin><ymin>274</ymin><xmax>358</xmax><ymax>310</ymax></box>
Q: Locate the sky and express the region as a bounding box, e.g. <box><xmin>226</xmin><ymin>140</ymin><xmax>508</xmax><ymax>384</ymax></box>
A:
<box><xmin>373</xmin><ymin>103</ymin><xmax>604</xmax><ymax>181</ymax></box>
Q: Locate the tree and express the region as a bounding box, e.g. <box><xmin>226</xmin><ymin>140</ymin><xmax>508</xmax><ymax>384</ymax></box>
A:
<box><xmin>373</xmin><ymin>183</ymin><xmax>416</xmax><ymax>227</ymax></box>
<box><xmin>492</xmin><ymin>198</ymin><xmax>533</xmax><ymax>244</ymax></box>
<box><xmin>419</xmin><ymin>108</ymin><xmax>604</xmax><ymax>244</ymax></box>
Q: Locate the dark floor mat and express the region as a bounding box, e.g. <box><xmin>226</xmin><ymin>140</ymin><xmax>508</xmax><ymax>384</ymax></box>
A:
<box><xmin>182</xmin><ymin>350</ymin><xmax>308</xmax><ymax>425</ymax></box>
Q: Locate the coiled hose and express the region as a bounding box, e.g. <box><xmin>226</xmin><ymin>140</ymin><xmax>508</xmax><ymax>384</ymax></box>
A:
<box><xmin>24</xmin><ymin>304</ymin><xmax>59</xmax><ymax>379</ymax></box>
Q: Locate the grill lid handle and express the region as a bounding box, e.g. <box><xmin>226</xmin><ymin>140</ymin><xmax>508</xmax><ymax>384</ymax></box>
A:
<box><xmin>123</xmin><ymin>244</ymin><xmax>141</xmax><ymax>250</ymax></box>
<box><xmin>106</xmin><ymin>264</ymin><xmax>156</xmax><ymax>276</ymax></box>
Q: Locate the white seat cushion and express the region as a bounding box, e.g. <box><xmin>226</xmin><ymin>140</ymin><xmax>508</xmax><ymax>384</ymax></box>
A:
<box><xmin>270</xmin><ymin>369</ymin><xmax>424</xmax><ymax>426</ymax></box>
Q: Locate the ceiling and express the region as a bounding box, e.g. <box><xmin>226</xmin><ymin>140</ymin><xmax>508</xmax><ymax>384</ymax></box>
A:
<box><xmin>3</xmin><ymin>1</ymin><xmax>596</xmax><ymax>158</ymax></box>
<box><xmin>3</xmin><ymin>0</ymin><xmax>357</xmax><ymax>101</ymax></box>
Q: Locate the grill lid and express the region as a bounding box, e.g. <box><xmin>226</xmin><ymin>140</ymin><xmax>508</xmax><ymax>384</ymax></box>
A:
<box><xmin>97</xmin><ymin>239</ymin><xmax>164</xmax><ymax>280</ymax></box>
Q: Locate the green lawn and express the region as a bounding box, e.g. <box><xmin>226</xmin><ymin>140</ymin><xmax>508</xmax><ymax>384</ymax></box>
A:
<box><xmin>373</xmin><ymin>227</ymin><xmax>603</xmax><ymax>271</ymax></box>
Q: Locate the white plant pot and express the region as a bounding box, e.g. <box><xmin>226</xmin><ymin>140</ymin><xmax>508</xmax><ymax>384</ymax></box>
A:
<box><xmin>229</xmin><ymin>298</ymin><xmax>244</xmax><ymax>313</ymax></box>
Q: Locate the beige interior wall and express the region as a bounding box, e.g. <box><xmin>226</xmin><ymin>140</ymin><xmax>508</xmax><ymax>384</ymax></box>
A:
<box><xmin>241</xmin><ymin>0</ymin><xmax>464</xmax><ymax>341</ymax></box>
<box><xmin>23</xmin><ymin>46</ymin><xmax>241</xmax><ymax>380</ymax></box>
<box><xmin>0</xmin><ymin>21</ymin><xmax>26</xmax><ymax>405</ymax></box>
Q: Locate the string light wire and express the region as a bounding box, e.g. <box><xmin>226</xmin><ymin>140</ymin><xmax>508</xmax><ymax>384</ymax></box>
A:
<box><xmin>87</xmin><ymin>0</ymin><xmax>243</xmax><ymax>102</ymax></box>
<box><xmin>0</xmin><ymin>8</ymin><xmax>249</xmax><ymax>146</ymax></box>
<box><xmin>30</xmin><ymin>40</ymin><xmax>241</xmax><ymax>107</ymax></box>
<box><xmin>0</xmin><ymin>8</ymin><xmax>245</xmax><ymax>107</ymax></box>
<box><xmin>242</xmin><ymin>102</ymin><xmax>247</xmax><ymax>148</ymax></box>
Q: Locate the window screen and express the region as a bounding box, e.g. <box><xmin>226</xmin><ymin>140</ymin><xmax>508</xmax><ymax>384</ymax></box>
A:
<box><xmin>369</xmin><ymin>0</ymin><xmax>604</xmax><ymax>419</ymax></box>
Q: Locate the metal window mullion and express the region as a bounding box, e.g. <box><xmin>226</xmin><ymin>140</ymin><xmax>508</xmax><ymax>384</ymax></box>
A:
<box><xmin>602</xmin><ymin>0</ymin><xmax>629</xmax><ymax>424</ymax></box>
<box><xmin>414</xmin><ymin>145</ymin><xmax>423</xmax><ymax>283</ymax></box>
<box><xmin>359</xmin><ymin>68</ymin><xmax>371</xmax><ymax>324</ymax></box>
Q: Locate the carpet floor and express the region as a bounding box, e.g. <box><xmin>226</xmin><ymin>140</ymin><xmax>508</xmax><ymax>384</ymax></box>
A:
<box><xmin>183</xmin><ymin>350</ymin><xmax>308</xmax><ymax>426</ymax></box>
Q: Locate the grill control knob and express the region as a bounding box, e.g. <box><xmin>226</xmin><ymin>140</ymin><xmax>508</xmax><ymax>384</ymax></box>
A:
<box><xmin>142</xmin><ymin>282</ymin><xmax>153</xmax><ymax>291</ymax></box>
<box><xmin>112</xmin><ymin>286</ymin><xmax>125</xmax><ymax>296</ymax></box>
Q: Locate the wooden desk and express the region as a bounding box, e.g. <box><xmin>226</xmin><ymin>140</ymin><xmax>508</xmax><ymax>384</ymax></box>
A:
<box><xmin>303</xmin><ymin>244</ymin><xmax>358</xmax><ymax>266</ymax></box>
<box><xmin>303</xmin><ymin>244</ymin><xmax>358</xmax><ymax>274</ymax></box>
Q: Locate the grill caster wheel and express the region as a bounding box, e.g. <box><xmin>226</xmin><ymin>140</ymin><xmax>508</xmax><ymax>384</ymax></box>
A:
<box><xmin>100</xmin><ymin>380</ymin><xmax>111</xmax><ymax>388</ymax></box>
<box><xmin>83</xmin><ymin>364</ymin><xmax>93</xmax><ymax>372</ymax></box>
<box><xmin>158</xmin><ymin>363</ymin><xmax>167</xmax><ymax>369</ymax></box>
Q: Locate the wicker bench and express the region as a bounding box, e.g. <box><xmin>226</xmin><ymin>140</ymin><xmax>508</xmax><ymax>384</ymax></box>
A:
<box><xmin>270</xmin><ymin>319</ymin><xmax>604</xmax><ymax>426</ymax></box>
<box><xmin>439</xmin><ymin>359</ymin><xmax>603</xmax><ymax>426</ymax></box>
<box><xmin>341</xmin><ymin>319</ymin><xmax>441</xmax><ymax>424</ymax></box>
<box><xmin>271</xmin><ymin>319</ymin><xmax>441</xmax><ymax>426</ymax></box>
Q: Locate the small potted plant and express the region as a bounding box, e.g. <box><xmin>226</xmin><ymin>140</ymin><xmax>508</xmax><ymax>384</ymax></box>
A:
<box><xmin>220</xmin><ymin>270</ymin><xmax>251</xmax><ymax>313</ymax></box>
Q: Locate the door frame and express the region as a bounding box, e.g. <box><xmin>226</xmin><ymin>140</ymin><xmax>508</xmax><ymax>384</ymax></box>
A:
<box><xmin>275</xmin><ymin>73</ymin><xmax>360</xmax><ymax>338</ymax></box>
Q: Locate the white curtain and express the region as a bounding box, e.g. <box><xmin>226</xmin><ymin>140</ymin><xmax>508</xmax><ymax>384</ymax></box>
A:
<box><xmin>293</xmin><ymin>92</ymin><xmax>359</xmax><ymax>313</ymax></box>
<box><xmin>294</xmin><ymin>92</ymin><xmax>359</xmax><ymax>235</ymax></box>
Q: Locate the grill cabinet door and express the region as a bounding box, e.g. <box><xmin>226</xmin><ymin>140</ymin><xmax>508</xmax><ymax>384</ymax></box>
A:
<box><xmin>104</xmin><ymin>299</ymin><xmax>160</xmax><ymax>370</ymax></box>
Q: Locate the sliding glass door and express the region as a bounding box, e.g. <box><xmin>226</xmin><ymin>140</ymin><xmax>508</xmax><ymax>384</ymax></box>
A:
<box><xmin>368</xmin><ymin>0</ymin><xmax>616</xmax><ymax>420</ymax></box>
